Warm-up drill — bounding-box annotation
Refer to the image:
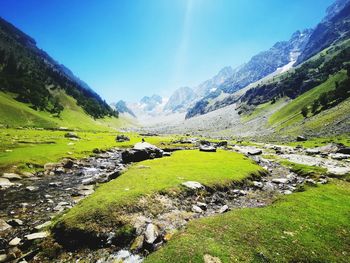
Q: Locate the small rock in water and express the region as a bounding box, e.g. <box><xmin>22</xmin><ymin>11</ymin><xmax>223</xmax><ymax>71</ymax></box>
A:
<box><xmin>144</xmin><ymin>223</ymin><xmax>159</xmax><ymax>244</ymax></box>
<box><xmin>26</xmin><ymin>186</ymin><xmax>39</xmax><ymax>192</ymax></box>
<box><xmin>49</xmin><ymin>182</ymin><xmax>62</xmax><ymax>187</ymax></box>
<box><xmin>219</xmin><ymin>205</ymin><xmax>229</xmax><ymax>214</ymax></box>
<box><xmin>35</xmin><ymin>221</ymin><xmax>51</xmax><ymax>230</ymax></box>
<box><xmin>9</xmin><ymin>237</ymin><xmax>21</xmax><ymax>246</ymax></box>
<box><xmin>181</xmin><ymin>181</ymin><xmax>204</xmax><ymax>190</ymax></box>
<box><xmin>25</xmin><ymin>231</ymin><xmax>49</xmax><ymax>240</ymax></box>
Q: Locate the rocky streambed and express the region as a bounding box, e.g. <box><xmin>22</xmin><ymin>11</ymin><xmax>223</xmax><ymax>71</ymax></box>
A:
<box><xmin>1</xmin><ymin>140</ymin><xmax>349</xmax><ymax>262</ymax></box>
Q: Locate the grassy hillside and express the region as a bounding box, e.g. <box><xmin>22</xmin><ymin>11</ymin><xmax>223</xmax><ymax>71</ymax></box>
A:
<box><xmin>268</xmin><ymin>71</ymin><xmax>348</xmax><ymax>130</ymax></box>
<box><xmin>146</xmin><ymin>180</ymin><xmax>350</xmax><ymax>263</ymax></box>
<box><xmin>0</xmin><ymin>91</ymin><xmax>130</xmax><ymax>130</ymax></box>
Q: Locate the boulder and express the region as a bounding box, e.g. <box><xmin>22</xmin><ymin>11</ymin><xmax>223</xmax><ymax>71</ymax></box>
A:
<box><xmin>247</xmin><ymin>149</ymin><xmax>262</xmax><ymax>155</ymax></box>
<box><xmin>2</xmin><ymin>173</ymin><xmax>22</xmax><ymax>181</ymax></box>
<box><xmin>199</xmin><ymin>145</ymin><xmax>216</xmax><ymax>152</ymax></box>
<box><xmin>216</xmin><ymin>141</ymin><xmax>228</xmax><ymax>148</ymax></box>
<box><xmin>329</xmin><ymin>153</ymin><xmax>349</xmax><ymax>160</ymax></box>
<box><xmin>64</xmin><ymin>132</ymin><xmax>79</xmax><ymax>139</ymax></box>
<box><xmin>121</xmin><ymin>142</ymin><xmax>163</xmax><ymax>163</ymax></box>
<box><xmin>338</xmin><ymin>147</ymin><xmax>350</xmax><ymax>154</ymax></box>
<box><xmin>0</xmin><ymin>178</ymin><xmax>14</xmax><ymax>189</ymax></box>
<box><xmin>116</xmin><ymin>134</ymin><xmax>130</xmax><ymax>142</ymax></box>
<box><xmin>181</xmin><ymin>181</ymin><xmax>204</xmax><ymax>190</ymax></box>
<box><xmin>144</xmin><ymin>223</ymin><xmax>159</xmax><ymax>244</ymax></box>
<box><xmin>296</xmin><ymin>136</ymin><xmax>307</xmax><ymax>142</ymax></box>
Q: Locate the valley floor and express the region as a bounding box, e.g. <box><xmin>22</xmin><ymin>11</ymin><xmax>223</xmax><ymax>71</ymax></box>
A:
<box><xmin>0</xmin><ymin>129</ymin><xmax>350</xmax><ymax>262</ymax></box>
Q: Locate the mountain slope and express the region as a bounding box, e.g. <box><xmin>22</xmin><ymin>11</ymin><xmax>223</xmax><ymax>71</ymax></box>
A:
<box><xmin>111</xmin><ymin>100</ymin><xmax>136</xmax><ymax>118</ymax></box>
<box><xmin>0</xmin><ymin>16</ymin><xmax>117</xmax><ymax>122</ymax></box>
<box><xmin>164</xmin><ymin>87</ymin><xmax>197</xmax><ymax>113</ymax></box>
<box><xmin>297</xmin><ymin>0</ymin><xmax>350</xmax><ymax>63</ymax></box>
<box><xmin>186</xmin><ymin>30</ymin><xmax>312</xmax><ymax>118</ymax></box>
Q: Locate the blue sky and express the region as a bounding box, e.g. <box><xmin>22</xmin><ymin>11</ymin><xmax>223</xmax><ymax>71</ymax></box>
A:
<box><xmin>0</xmin><ymin>0</ymin><xmax>334</xmax><ymax>102</ymax></box>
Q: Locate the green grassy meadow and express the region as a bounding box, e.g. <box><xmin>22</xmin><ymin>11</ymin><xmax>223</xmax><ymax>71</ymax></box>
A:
<box><xmin>55</xmin><ymin>150</ymin><xmax>263</xmax><ymax>232</ymax></box>
<box><xmin>146</xmin><ymin>180</ymin><xmax>350</xmax><ymax>263</ymax></box>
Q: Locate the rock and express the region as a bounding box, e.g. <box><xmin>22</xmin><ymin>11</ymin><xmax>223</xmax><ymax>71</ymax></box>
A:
<box><xmin>253</xmin><ymin>181</ymin><xmax>263</xmax><ymax>188</ymax></box>
<box><xmin>0</xmin><ymin>254</ymin><xmax>7</xmax><ymax>263</ymax></box>
<box><xmin>7</xmin><ymin>218</ymin><xmax>23</xmax><ymax>227</ymax></box>
<box><xmin>329</xmin><ymin>153</ymin><xmax>349</xmax><ymax>160</ymax></box>
<box><xmin>216</xmin><ymin>141</ymin><xmax>228</xmax><ymax>148</ymax></box>
<box><xmin>219</xmin><ymin>205</ymin><xmax>229</xmax><ymax>214</ymax></box>
<box><xmin>21</xmin><ymin>172</ymin><xmax>34</xmax><ymax>178</ymax></box>
<box><xmin>272</xmin><ymin>178</ymin><xmax>289</xmax><ymax>184</ymax></box>
<box><xmin>34</xmin><ymin>221</ymin><xmax>51</xmax><ymax>230</ymax></box>
<box><xmin>204</xmin><ymin>254</ymin><xmax>222</xmax><ymax>263</ymax></box>
<box><xmin>200</xmin><ymin>140</ymin><xmax>211</xmax><ymax>146</ymax></box>
<box><xmin>116</xmin><ymin>134</ymin><xmax>130</xmax><ymax>142</ymax></box>
<box><xmin>199</xmin><ymin>145</ymin><xmax>217</xmax><ymax>152</ymax></box>
<box><xmin>9</xmin><ymin>237</ymin><xmax>21</xmax><ymax>246</ymax></box>
<box><xmin>0</xmin><ymin>219</ymin><xmax>12</xmax><ymax>232</ymax></box>
<box><xmin>305</xmin><ymin>149</ymin><xmax>320</xmax><ymax>155</ymax></box>
<box><xmin>64</xmin><ymin>132</ymin><xmax>79</xmax><ymax>139</ymax></box>
<box><xmin>318</xmin><ymin>178</ymin><xmax>328</xmax><ymax>184</ymax></box>
<box><xmin>196</xmin><ymin>202</ymin><xmax>208</xmax><ymax>210</ymax></box>
<box><xmin>25</xmin><ymin>231</ymin><xmax>49</xmax><ymax>240</ymax></box>
<box><xmin>328</xmin><ymin>167</ymin><xmax>350</xmax><ymax>175</ymax></box>
<box><xmin>26</xmin><ymin>186</ymin><xmax>39</xmax><ymax>192</ymax></box>
<box><xmin>192</xmin><ymin>205</ymin><xmax>203</xmax><ymax>213</ymax></box>
<box><xmin>247</xmin><ymin>149</ymin><xmax>262</xmax><ymax>155</ymax></box>
<box><xmin>122</xmin><ymin>142</ymin><xmax>163</xmax><ymax>163</ymax></box>
<box><xmin>337</xmin><ymin>147</ymin><xmax>350</xmax><ymax>154</ymax></box>
<box><xmin>305</xmin><ymin>179</ymin><xmax>317</xmax><ymax>186</ymax></box>
<box><xmin>63</xmin><ymin>159</ymin><xmax>74</xmax><ymax>169</ymax></box>
<box><xmin>130</xmin><ymin>235</ymin><xmax>144</xmax><ymax>252</ymax></box>
<box><xmin>144</xmin><ymin>223</ymin><xmax>159</xmax><ymax>244</ymax></box>
<box><xmin>296</xmin><ymin>136</ymin><xmax>307</xmax><ymax>142</ymax></box>
<box><xmin>284</xmin><ymin>190</ymin><xmax>293</xmax><ymax>195</ymax></box>
<box><xmin>49</xmin><ymin>182</ymin><xmax>62</xmax><ymax>187</ymax></box>
<box><xmin>44</xmin><ymin>163</ymin><xmax>56</xmax><ymax>171</ymax></box>
<box><xmin>181</xmin><ymin>181</ymin><xmax>204</xmax><ymax>190</ymax></box>
<box><xmin>2</xmin><ymin>173</ymin><xmax>22</xmax><ymax>180</ymax></box>
<box><xmin>163</xmin><ymin>152</ymin><xmax>172</xmax><ymax>157</ymax></box>
<box><xmin>0</xmin><ymin>178</ymin><xmax>14</xmax><ymax>188</ymax></box>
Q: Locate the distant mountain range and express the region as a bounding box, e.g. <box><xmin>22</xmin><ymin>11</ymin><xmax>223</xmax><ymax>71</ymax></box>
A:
<box><xmin>116</xmin><ymin>0</ymin><xmax>350</xmax><ymax>122</ymax></box>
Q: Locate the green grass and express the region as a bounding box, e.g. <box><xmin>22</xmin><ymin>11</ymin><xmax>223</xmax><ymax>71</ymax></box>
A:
<box><xmin>55</xmin><ymin>150</ymin><xmax>263</xmax><ymax>232</ymax></box>
<box><xmin>241</xmin><ymin>98</ymin><xmax>287</xmax><ymax>123</ymax></box>
<box><xmin>268</xmin><ymin>71</ymin><xmax>348</xmax><ymax>130</ymax></box>
<box><xmin>0</xmin><ymin>129</ymin><xmax>190</xmax><ymax>173</ymax></box>
<box><xmin>278</xmin><ymin>159</ymin><xmax>327</xmax><ymax>178</ymax></box>
<box><xmin>281</xmin><ymin>134</ymin><xmax>350</xmax><ymax>148</ymax></box>
<box><xmin>0</xmin><ymin>90</ymin><xmax>132</xmax><ymax>131</ymax></box>
<box><xmin>146</xmin><ymin>180</ymin><xmax>350</xmax><ymax>263</ymax></box>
